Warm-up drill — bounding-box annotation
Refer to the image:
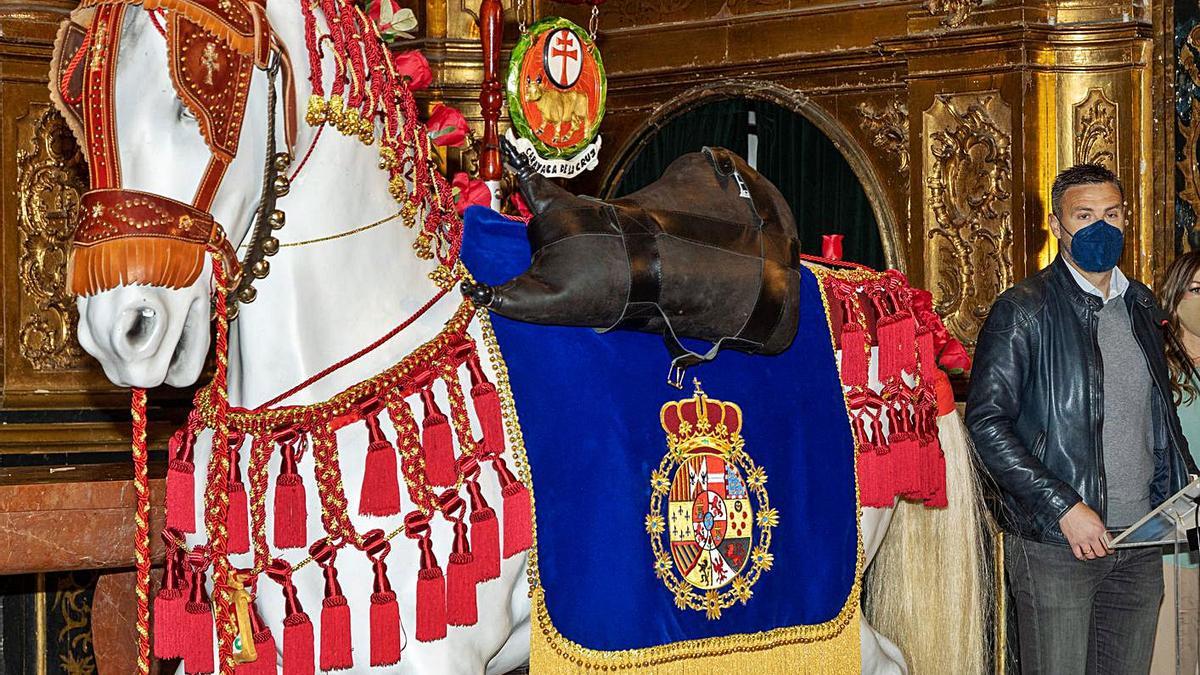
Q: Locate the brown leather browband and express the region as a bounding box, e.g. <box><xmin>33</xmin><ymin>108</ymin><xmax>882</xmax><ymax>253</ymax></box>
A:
<box><xmin>74</xmin><ymin>189</ymin><xmax>240</xmax><ymax>262</ymax></box>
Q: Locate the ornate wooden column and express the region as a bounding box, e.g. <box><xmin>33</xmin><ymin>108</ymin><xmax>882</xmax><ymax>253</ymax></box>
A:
<box><xmin>889</xmin><ymin>0</ymin><xmax>1154</xmax><ymax>346</ymax></box>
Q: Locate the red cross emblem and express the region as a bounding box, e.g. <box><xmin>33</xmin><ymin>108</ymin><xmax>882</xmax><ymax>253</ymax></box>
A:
<box><xmin>542</xmin><ymin>28</ymin><xmax>582</xmax><ymax>89</ymax></box>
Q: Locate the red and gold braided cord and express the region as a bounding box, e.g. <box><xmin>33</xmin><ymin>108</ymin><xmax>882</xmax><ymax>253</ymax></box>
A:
<box><xmin>384</xmin><ymin>395</ymin><xmax>440</xmax><ymax>515</ymax></box>
<box><xmin>205</xmin><ymin>258</ymin><xmax>238</xmax><ymax>675</ymax></box>
<box><xmin>193</xmin><ymin>298</ymin><xmax>475</xmax><ymax>436</ymax></box>
<box><xmin>131</xmin><ymin>387</ymin><xmax>151</xmax><ymax>675</ymax></box>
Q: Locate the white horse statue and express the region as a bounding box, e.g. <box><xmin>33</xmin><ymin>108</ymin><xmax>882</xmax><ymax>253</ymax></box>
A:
<box><xmin>53</xmin><ymin>0</ymin><xmax>990</xmax><ymax>671</ymax></box>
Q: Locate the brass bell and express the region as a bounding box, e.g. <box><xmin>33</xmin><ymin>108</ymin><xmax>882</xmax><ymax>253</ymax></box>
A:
<box><xmin>238</xmin><ymin>286</ymin><xmax>258</xmax><ymax>303</ymax></box>
<box><xmin>227</xmin><ymin>303</ymin><xmax>240</xmax><ymax>321</ymax></box>
<box><xmin>273</xmin><ymin>175</ymin><xmax>291</xmax><ymax>197</ymax></box>
<box><xmin>262</xmin><ymin>237</ymin><xmax>279</xmax><ymax>256</ymax></box>
<box><xmin>251</xmin><ymin>259</ymin><xmax>270</xmax><ymax>279</ymax></box>
<box><xmin>268</xmin><ymin>209</ymin><xmax>286</xmax><ymax>230</ymax></box>
<box><xmin>274</xmin><ymin>153</ymin><xmax>293</xmax><ymax>173</ymax></box>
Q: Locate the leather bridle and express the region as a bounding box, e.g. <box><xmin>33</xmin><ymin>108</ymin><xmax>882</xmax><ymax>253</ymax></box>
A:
<box><xmin>50</xmin><ymin>0</ymin><xmax>298</xmax><ymax>312</ymax></box>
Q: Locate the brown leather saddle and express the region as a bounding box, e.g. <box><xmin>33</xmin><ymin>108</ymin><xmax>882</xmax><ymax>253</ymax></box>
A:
<box><xmin>463</xmin><ymin>144</ymin><xmax>801</xmax><ymax>385</ymax></box>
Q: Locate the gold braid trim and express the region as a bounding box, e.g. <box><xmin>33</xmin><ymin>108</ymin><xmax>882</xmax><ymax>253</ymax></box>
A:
<box><xmin>194</xmin><ymin>298</ymin><xmax>476</xmax><ymax>435</ymax></box>
<box><xmin>475</xmin><ymin>267</ymin><xmax>867</xmax><ymax>671</ymax></box>
<box><xmin>529</xmin><ymin>588</ymin><xmax>861</xmax><ymax>673</ymax></box>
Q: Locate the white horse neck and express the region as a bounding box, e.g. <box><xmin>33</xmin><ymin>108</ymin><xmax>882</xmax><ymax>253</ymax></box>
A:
<box><xmin>227</xmin><ymin>1</ymin><xmax>456</xmax><ymax>409</ymax></box>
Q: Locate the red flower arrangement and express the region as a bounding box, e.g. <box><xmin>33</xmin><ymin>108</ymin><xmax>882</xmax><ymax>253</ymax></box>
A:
<box><xmin>392</xmin><ymin>50</ymin><xmax>432</xmax><ymax>90</ymax></box>
<box><xmin>451</xmin><ymin>172</ymin><xmax>492</xmax><ymax>214</ymax></box>
<box><xmin>426</xmin><ymin>104</ymin><xmax>468</xmax><ymax>147</ymax></box>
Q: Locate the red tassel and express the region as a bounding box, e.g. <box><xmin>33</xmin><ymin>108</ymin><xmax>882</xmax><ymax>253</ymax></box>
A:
<box><xmin>926</xmin><ymin>445</ymin><xmax>949</xmax><ymax>508</ymax></box>
<box><xmin>282</xmin><ymin>613</ymin><xmax>314</xmax><ymax>675</ymax></box>
<box><xmin>887</xmin><ymin>404</ymin><xmax>921</xmax><ymax>498</ymax></box>
<box><xmin>359</xmin><ymin>405</ymin><xmax>401</xmax><ymax>516</ymax></box>
<box><xmin>274</xmin><ymin>443</ymin><xmax>307</xmax><ymax>549</ymax></box>
<box><xmin>446</xmin><ymin>519</ymin><xmax>478</xmax><ymax>627</ymax></box>
<box><xmin>228</xmin><ymin>442</ymin><xmax>250</xmax><ymax>554</ymax></box>
<box><xmin>360</xmin><ymin>528</ymin><xmax>403</xmax><ymax>662</ymax></box>
<box><xmin>319</xmin><ymin>596</ymin><xmax>352</xmax><ymax>671</ymax></box>
<box><xmin>370</xmin><ymin>592</ymin><xmax>401</xmax><ymax>666</ymax></box>
<box><xmin>311</xmin><ymin>541</ymin><xmax>352</xmax><ymax>672</ymax></box>
<box><xmin>916</xmin><ymin>327</ymin><xmax>937</xmax><ymax>382</ymax></box>
<box><xmin>279</xmin><ymin>592</ymin><xmax>313</xmax><ymax>675</ymax></box>
<box><xmin>839</xmin><ymin>321</ymin><xmax>870</xmax><ymax>387</ymax></box>
<box><xmin>153</xmin><ymin>546</ymin><xmax>187</xmax><ymax>659</ymax></box>
<box><xmin>166</xmin><ymin>428</ymin><xmax>197</xmax><ymax>533</ymax></box>
<box><xmin>860</xmin><ymin>414</ymin><xmax>897</xmax><ymax>508</ymax></box>
<box><xmin>406</xmin><ymin>511</ymin><xmax>447</xmax><ymax>642</ymax></box>
<box><xmin>466</xmin><ymin>353</ymin><xmax>505</xmax><ymax>456</ymax></box>
<box><xmin>493</xmin><ymin>458</ymin><xmax>532</xmax><ymax>558</ymax></box>
<box><xmin>236</xmin><ymin>604</ymin><xmax>278</xmax><ymax>675</ymax></box>
<box><xmin>893</xmin><ymin>311</ymin><xmax>917</xmax><ymax>375</ymax></box>
<box><xmin>419</xmin><ymin>386</ymin><xmax>458</xmax><ymax>486</ymax></box>
<box><xmin>470</xmin><ymin>507</ymin><xmax>500</xmax><ymax>582</ymax></box>
<box><xmin>183</xmin><ymin>569</ymin><xmax>214</xmax><ymax>675</ymax></box>
<box><xmin>463</xmin><ymin>481</ymin><xmax>499</xmax><ymax>582</ymax></box>
<box><xmin>876</xmin><ymin>314</ymin><xmax>902</xmax><ymax>382</ymax></box>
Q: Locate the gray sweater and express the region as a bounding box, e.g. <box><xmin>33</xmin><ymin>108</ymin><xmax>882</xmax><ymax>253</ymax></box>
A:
<box><xmin>1098</xmin><ymin>297</ymin><xmax>1155</xmax><ymax>527</ymax></box>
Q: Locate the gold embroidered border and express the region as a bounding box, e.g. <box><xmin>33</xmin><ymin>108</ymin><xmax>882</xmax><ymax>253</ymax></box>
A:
<box><xmin>477</xmin><ymin>262</ymin><xmax>868</xmax><ymax>671</ymax></box>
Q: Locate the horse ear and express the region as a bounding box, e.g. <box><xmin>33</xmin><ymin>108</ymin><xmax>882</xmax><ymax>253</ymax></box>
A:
<box><xmin>48</xmin><ymin>13</ymin><xmax>94</xmax><ymax>152</ymax></box>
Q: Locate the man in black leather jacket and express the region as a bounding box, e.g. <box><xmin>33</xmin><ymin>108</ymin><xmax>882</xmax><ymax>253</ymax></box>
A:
<box><xmin>966</xmin><ymin>164</ymin><xmax>1192</xmax><ymax>674</ymax></box>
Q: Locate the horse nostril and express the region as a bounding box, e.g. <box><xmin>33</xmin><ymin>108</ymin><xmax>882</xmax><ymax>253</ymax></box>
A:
<box><xmin>127</xmin><ymin>307</ymin><xmax>157</xmax><ymax>344</ymax></box>
<box><xmin>117</xmin><ymin>306</ymin><xmax>160</xmax><ymax>356</ymax></box>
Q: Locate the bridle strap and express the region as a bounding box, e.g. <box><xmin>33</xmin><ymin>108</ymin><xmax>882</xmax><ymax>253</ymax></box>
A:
<box><xmin>82</xmin><ymin>3</ymin><xmax>125</xmax><ymax>189</ymax></box>
<box><xmin>70</xmin><ymin>0</ymin><xmax>298</xmax><ymax>300</ymax></box>
<box><xmin>194</xmin><ymin>155</ymin><xmax>230</xmax><ymax>213</ymax></box>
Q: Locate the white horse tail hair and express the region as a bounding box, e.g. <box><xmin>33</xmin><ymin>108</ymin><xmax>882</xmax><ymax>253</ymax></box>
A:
<box><xmin>864</xmin><ymin>410</ymin><xmax>996</xmax><ymax>674</ymax></box>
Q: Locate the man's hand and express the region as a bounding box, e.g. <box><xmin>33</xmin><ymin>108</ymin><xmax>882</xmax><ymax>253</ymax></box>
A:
<box><xmin>1059</xmin><ymin>502</ymin><xmax>1111</xmax><ymax>560</ymax></box>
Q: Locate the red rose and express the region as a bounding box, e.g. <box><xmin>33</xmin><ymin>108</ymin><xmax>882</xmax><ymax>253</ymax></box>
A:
<box><xmin>452</xmin><ymin>172</ymin><xmax>492</xmax><ymax>214</ymax></box>
<box><xmin>426</xmin><ymin>104</ymin><xmax>467</xmax><ymax>147</ymax></box>
<box><xmin>510</xmin><ymin>191</ymin><xmax>532</xmax><ymax>220</ymax></box>
<box><xmin>392</xmin><ymin>50</ymin><xmax>432</xmax><ymax>90</ymax></box>
<box><xmin>938</xmin><ymin>339</ymin><xmax>972</xmax><ymax>374</ymax></box>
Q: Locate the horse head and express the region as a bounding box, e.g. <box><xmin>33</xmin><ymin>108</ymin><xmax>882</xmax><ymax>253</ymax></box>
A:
<box><xmin>51</xmin><ymin>0</ymin><xmax>296</xmax><ymax>388</ymax></box>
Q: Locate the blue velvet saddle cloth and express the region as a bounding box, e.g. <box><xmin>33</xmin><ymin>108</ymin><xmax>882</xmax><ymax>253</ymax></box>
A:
<box><xmin>460</xmin><ymin>206</ymin><xmax>858</xmax><ymax>651</ymax></box>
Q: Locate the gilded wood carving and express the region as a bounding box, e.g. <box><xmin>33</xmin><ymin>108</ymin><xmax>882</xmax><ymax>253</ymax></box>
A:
<box><xmin>611</xmin><ymin>0</ymin><xmax>698</xmax><ymax>26</ymax></box>
<box><xmin>926</xmin><ymin>0</ymin><xmax>982</xmax><ymax>27</ymax></box>
<box><xmin>1073</xmin><ymin>88</ymin><xmax>1117</xmax><ymax>169</ymax></box>
<box><xmin>1178</xmin><ymin>24</ymin><xmax>1200</xmax><ymax>247</ymax></box>
<box><xmin>923</xmin><ymin>92</ymin><xmax>1013</xmax><ymax>346</ymax></box>
<box><xmin>16</xmin><ymin>106</ymin><xmax>88</xmax><ymax>371</ymax></box>
<box><xmin>857</xmin><ymin>99</ymin><xmax>909</xmax><ymax>173</ymax></box>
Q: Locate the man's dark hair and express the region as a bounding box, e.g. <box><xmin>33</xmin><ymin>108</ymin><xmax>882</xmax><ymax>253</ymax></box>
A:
<box><xmin>1050</xmin><ymin>164</ymin><xmax>1124</xmax><ymax>218</ymax></box>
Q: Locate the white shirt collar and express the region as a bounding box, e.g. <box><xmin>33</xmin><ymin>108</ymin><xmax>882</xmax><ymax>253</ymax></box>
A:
<box><xmin>1063</xmin><ymin>258</ymin><xmax>1129</xmax><ymax>303</ymax></box>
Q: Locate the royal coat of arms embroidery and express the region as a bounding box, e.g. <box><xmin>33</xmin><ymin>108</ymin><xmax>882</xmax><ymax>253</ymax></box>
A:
<box><xmin>504</xmin><ymin>16</ymin><xmax>605</xmax><ymax>178</ymax></box>
<box><xmin>648</xmin><ymin>380</ymin><xmax>776</xmax><ymax>620</ymax></box>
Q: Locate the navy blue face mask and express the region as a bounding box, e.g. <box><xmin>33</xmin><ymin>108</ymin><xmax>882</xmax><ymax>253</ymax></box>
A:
<box><xmin>1063</xmin><ymin>219</ymin><xmax>1124</xmax><ymax>273</ymax></box>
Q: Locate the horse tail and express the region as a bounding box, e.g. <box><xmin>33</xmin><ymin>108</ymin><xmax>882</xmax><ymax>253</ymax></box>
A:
<box><xmin>863</xmin><ymin>410</ymin><xmax>995</xmax><ymax>674</ymax></box>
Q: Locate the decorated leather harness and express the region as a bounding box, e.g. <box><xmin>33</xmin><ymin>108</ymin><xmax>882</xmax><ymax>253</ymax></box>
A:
<box><xmin>51</xmin><ymin>0</ymin><xmax>299</xmax><ymax>309</ymax></box>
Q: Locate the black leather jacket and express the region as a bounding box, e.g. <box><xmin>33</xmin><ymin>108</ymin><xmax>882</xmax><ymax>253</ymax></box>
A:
<box><xmin>965</xmin><ymin>256</ymin><xmax>1193</xmax><ymax>545</ymax></box>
